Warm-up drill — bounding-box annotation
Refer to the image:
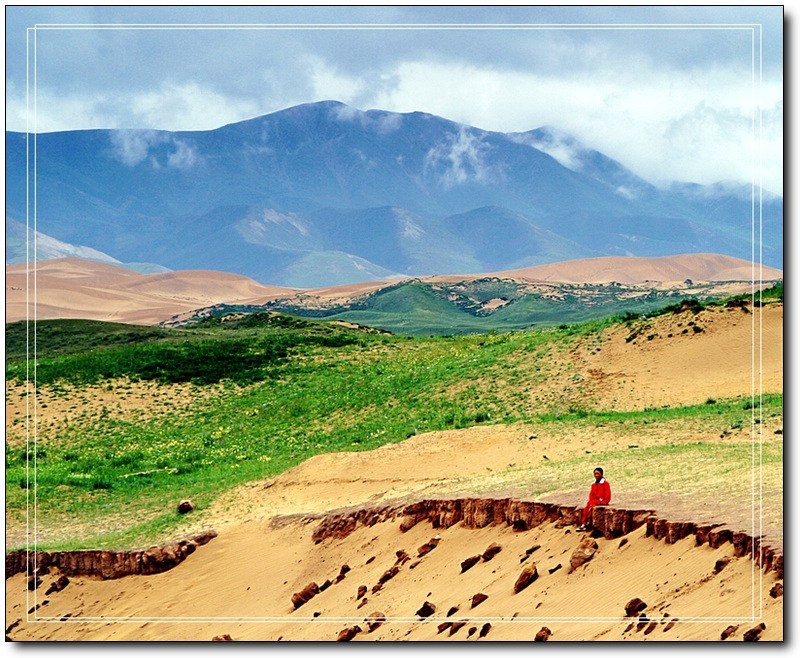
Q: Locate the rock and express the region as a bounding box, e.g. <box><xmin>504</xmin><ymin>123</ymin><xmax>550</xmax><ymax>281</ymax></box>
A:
<box><xmin>482</xmin><ymin>544</ymin><xmax>502</xmax><ymax>561</ymax></box>
<box><xmin>416</xmin><ymin>601</ymin><xmax>436</xmax><ymax>618</ymax></box>
<box><xmin>334</xmin><ymin>564</ymin><xmax>351</xmax><ymax>583</ymax></box>
<box><xmin>365</xmin><ymin>611</ymin><xmax>385</xmax><ymax>633</ymax></box>
<box><xmin>636</xmin><ymin>615</ymin><xmax>649</xmax><ymax>632</ymax></box>
<box><xmin>720</xmin><ymin>625</ymin><xmax>738</xmax><ymax>640</ymax></box>
<box><xmin>211</xmin><ymin>634</ymin><xmax>233</xmax><ymax>641</ymax></box>
<box><xmin>644</xmin><ymin>621</ymin><xmax>658</xmax><ymax>635</ymax></box>
<box><xmin>417</xmin><ymin>537</ymin><xmax>441</xmax><ymax>557</ymax></box>
<box><xmin>336</xmin><ymin>625</ymin><xmax>362</xmax><ymax>642</ymax></box>
<box><xmin>479</xmin><ymin>623</ymin><xmax>492</xmax><ymax>638</ymax></box>
<box><xmin>534</xmin><ymin>627</ymin><xmax>552</xmax><ymax>642</ymax></box>
<box><xmin>467</xmin><ymin>626</ymin><xmax>477</xmax><ymax>637</ymax></box>
<box><xmin>409</xmin><ymin>560</ymin><xmax>421</xmax><ymax>569</ymax></box>
<box><xmin>177</xmin><ymin>499</ymin><xmax>195</xmax><ymax>514</ymax></box>
<box><xmin>471</xmin><ymin>593</ymin><xmax>488</xmax><ymax>608</ymax></box>
<box><xmin>437</xmin><ymin>622</ymin><xmax>452</xmax><ymax>634</ymax></box>
<box><xmin>395</xmin><ymin>550</ymin><xmax>410</xmax><ymax>565</ymax></box>
<box><xmin>357</xmin><ymin>585</ymin><xmax>367</xmax><ymax>600</ymax></box>
<box><xmin>713</xmin><ymin>557</ymin><xmax>731</xmax><ymax>574</ymax></box>
<box><xmin>45</xmin><ymin>575</ymin><xmax>70</xmax><ymax>595</ymax></box>
<box><xmin>663</xmin><ymin>619</ymin><xmax>678</xmax><ymax>632</ymax></box>
<box><xmin>547</xmin><ymin>563</ymin><xmax>562</xmax><ymax>574</ymax></box>
<box><xmin>460</xmin><ymin>555</ymin><xmax>481</xmax><ymax>573</ymax></box>
<box><xmin>743</xmin><ymin>623</ymin><xmax>765</xmax><ymax>641</ymax></box>
<box><xmin>624</xmin><ymin>598</ymin><xmax>647</xmax><ymax>617</ymax></box>
<box><xmin>376</xmin><ymin>565</ymin><xmax>399</xmax><ymax>587</ymax></box>
<box><xmin>525</xmin><ymin>545</ymin><xmax>541</xmax><ymax>555</ymax></box>
<box><xmin>569</xmin><ymin>536</ymin><xmax>598</xmax><ymax>572</ymax></box>
<box><xmin>618</xmin><ymin>538</ymin><xmax>628</xmax><ymax>548</ymax></box>
<box><xmin>449</xmin><ymin>621</ymin><xmax>467</xmax><ymax>636</ymax></box>
<box><xmin>769</xmin><ymin>582</ymin><xmax>783</xmax><ymax>598</ymax></box>
<box><xmin>357</xmin><ymin>598</ymin><xmax>369</xmax><ymax>609</ymax></box>
<box><xmin>291</xmin><ymin>582</ymin><xmax>320</xmax><ymax>609</ymax></box>
<box><xmin>27</xmin><ymin>576</ymin><xmax>42</xmax><ymax>591</ymax></box>
<box><xmin>313</xmin><ymin>612</ymin><xmax>321</xmax><ymax>618</ymax></box>
<box><xmin>446</xmin><ymin>606</ymin><xmax>459</xmax><ymax>617</ymax></box>
<box><xmin>514</xmin><ymin>563</ymin><xmax>538</xmax><ymax>594</ymax></box>
<box><xmin>319</xmin><ymin>579</ymin><xmax>332</xmax><ymax>592</ymax></box>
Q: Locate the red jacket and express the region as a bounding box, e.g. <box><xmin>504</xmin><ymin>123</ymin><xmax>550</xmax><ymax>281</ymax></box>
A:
<box><xmin>587</xmin><ymin>478</ymin><xmax>611</xmax><ymax>506</ymax></box>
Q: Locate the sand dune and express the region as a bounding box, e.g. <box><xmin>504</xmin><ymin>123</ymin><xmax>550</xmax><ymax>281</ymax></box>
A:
<box><xmin>5</xmin><ymin>258</ymin><xmax>297</xmax><ymax>325</ymax></box>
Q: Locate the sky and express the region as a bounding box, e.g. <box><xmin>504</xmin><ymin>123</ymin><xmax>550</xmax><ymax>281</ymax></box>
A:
<box><xmin>4</xmin><ymin>4</ymin><xmax>784</xmax><ymax>194</ymax></box>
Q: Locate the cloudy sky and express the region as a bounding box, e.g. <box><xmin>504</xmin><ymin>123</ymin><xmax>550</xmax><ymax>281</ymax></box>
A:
<box><xmin>5</xmin><ymin>4</ymin><xmax>784</xmax><ymax>194</ymax></box>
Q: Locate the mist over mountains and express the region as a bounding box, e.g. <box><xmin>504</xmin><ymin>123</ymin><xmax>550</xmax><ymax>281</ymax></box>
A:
<box><xmin>5</xmin><ymin>101</ymin><xmax>782</xmax><ymax>288</ymax></box>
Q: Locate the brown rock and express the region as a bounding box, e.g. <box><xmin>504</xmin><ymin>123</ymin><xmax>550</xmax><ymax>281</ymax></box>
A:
<box><xmin>417</xmin><ymin>536</ymin><xmax>441</xmax><ymax>557</ymax></box>
<box><xmin>446</xmin><ymin>606</ymin><xmax>459</xmax><ymax>617</ymax></box>
<box><xmin>449</xmin><ymin>621</ymin><xmax>467</xmax><ymax>636</ymax></box>
<box><xmin>569</xmin><ymin>536</ymin><xmax>598</xmax><ymax>572</ymax></box>
<box><xmin>365</xmin><ymin>611</ymin><xmax>386</xmax><ymax>633</ymax></box>
<box><xmin>319</xmin><ymin>579</ymin><xmax>332</xmax><ymax>592</ymax></box>
<box><xmin>336</xmin><ymin>625</ymin><xmax>362</xmax><ymax>642</ymax></box>
<box><xmin>44</xmin><ymin>575</ymin><xmax>70</xmax><ymax>595</ymax></box>
<box><xmin>720</xmin><ymin>624</ymin><xmax>738</xmax><ymax>640</ymax></box>
<box><xmin>636</xmin><ymin>615</ymin><xmax>649</xmax><ymax>632</ymax></box>
<box><xmin>27</xmin><ymin>576</ymin><xmax>42</xmax><ymax>591</ymax></box>
<box><xmin>482</xmin><ymin>543</ymin><xmax>502</xmax><ymax>561</ymax></box>
<box><xmin>416</xmin><ymin>601</ymin><xmax>436</xmax><ymax>618</ymax></box>
<box><xmin>534</xmin><ymin>627</ymin><xmax>552</xmax><ymax>642</ymax></box>
<box><xmin>743</xmin><ymin>623</ymin><xmax>765</xmax><ymax>641</ymax></box>
<box><xmin>769</xmin><ymin>582</ymin><xmax>783</xmax><ymax>598</ymax></box>
<box><xmin>547</xmin><ymin>563</ymin><xmax>562</xmax><ymax>574</ymax></box>
<box><xmin>437</xmin><ymin>622</ymin><xmax>452</xmax><ymax>634</ymax></box>
<box><xmin>395</xmin><ymin>550</ymin><xmax>410</xmax><ymax>565</ymax></box>
<box><xmin>399</xmin><ymin>516</ymin><xmax>419</xmax><ymax>532</ymax></box>
<box><xmin>479</xmin><ymin>623</ymin><xmax>492</xmax><ymax>638</ymax></box>
<box><xmin>713</xmin><ymin>557</ymin><xmax>731</xmax><ymax>574</ymax></box>
<box><xmin>357</xmin><ymin>585</ymin><xmax>367</xmax><ymax>600</ymax></box>
<box><xmin>291</xmin><ymin>582</ymin><xmax>320</xmax><ymax>609</ymax></box>
<box><xmin>177</xmin><ymin>499</ymin><xmax>195</xmax><ymax>514</ymax></box>
<box><xmin>514</xmin><ymin>563</ymin><xmax>538</xmax><ymax>594</ymax></box>
<box><xmin>334</xmin><ymin>564</ymin><xmax>351</xmax><ymax>583</ymax></box>
<box><xmin>467</xmin><ymin>626</ymin><xmax>477</xmax><ymax>637</ymax></box>
<box><xmin>471</xmin><ymin>592</ymin><xmax>488</xmax><ymax>608</ymax></box>
<box><xmin>624</xmin><ymin>598</ymin><xmax>647</xmax><ymax>617</ymax></box>
<box><xmin>357</xmin><ymin>598</ymin><xmax>369</xmax><ymax>609</ymax></box>
<box><xmin>211</xmin><ymin>634</ymin><xmax>233</xmax><ymax>641</ymax></box>
<box><xmin>644</xmin><ymin>621</ymin><xmax>658</xmax><ymax>635</ymax></box>
<box><xmin>461</xmin><ymin>555</ymin><xmax>481</xmax><ymax>573</ymax></box>
<box><xmin>376</xmin><ymin>565</ymin><xmax>399</xmax><ymax>587</ymax></box>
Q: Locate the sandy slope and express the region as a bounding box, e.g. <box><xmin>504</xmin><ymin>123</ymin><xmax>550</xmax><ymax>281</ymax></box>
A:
<box><xmin>3</xmin><ymin>294</ymin><xmax>783</xmax><ymax>641</ymax></box>
<box><xmin>5</xmin><ymin>258</ymin><xmax>296</xmax><ymax>325</ymax></box>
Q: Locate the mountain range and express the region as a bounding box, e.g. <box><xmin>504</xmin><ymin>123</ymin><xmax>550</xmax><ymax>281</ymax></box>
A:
<box><xmin>5</xmin><ymin>101</ymin><xmax>783</xmax><ymax>288</ymax></box>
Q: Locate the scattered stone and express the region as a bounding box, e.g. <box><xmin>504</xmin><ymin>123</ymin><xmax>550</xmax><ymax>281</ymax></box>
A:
<box><xmin>395</xmin><ymin>550</ymin><xmax>410</xmax><ymax>565</ymax></box>
<box><xmin>618</xmin><ymin>538</ymin><xmax>628</xmax><ymax>549</ymax></box>
<box><xmin>547</xmin><ymin>563</ymin><xmax>562</xmax><ymax>575</ymax></box>
<box><xmin>663</xmin><ymin>619</ymin><xmax>678</xmax><ymax>632</ymax></box>
<box><xmin>526</xmin><ymin>545</ymin><xmax>541</xmax><ymax>555</ymax></box>
<box><xmin>376</xmin><ymin>565</ymin><xmax>399</xmax><ymax>588</ymax></box>
<box><xmin>720</xmin><ymin>625</ymin><xmax>738</xmax><ymax>640</ymax></box>
<box><xmin>713</xmin><ymin>557</ymin><xmax>731</xmax><ymax>574</ymax></box>
<box><xmin>45</xmin><ymin>575</ymin><xmax>70</xmax><ymax>595</ymax></box>
<box><xmin>437</xmin><ymin>622</ymin><xmax>452</xmax><ymax>634</ymax></box>
<box><xmin>334</xmin><ymin>564</ymin><xmax>351</xmax><ymax>583</ymax></box>
<box><xmin>211</xmin><ymin>634</ymin><xmax>233</xmax><ymax>641</ymax></box>
<box><xmin>623</xmin><ymin>623</ymin><xmax>634</xmax><ymax>633</ymax></box>
<box><xmin>5</xmin><ymin>620</ymin><xmax>21</xmax><ymax>635</ymax></box>
<box><xmin>534</xmin><ymin>627</ymin><xmax>552</xmax><ymax>642</ymax></box>
<box><xmin>467</xmin><ymin>626</ymin><xmax>477</xmax><ymax>638</ymax></box>
<box><xmin>461</xmin><ymin>555</ymin><xmax>481</xmax><ymax>573</ymax></box>
<box><xmin>336</xmin><ymin>625</ymin><xmax>362</xmax><ymax>642</ymax></box>
<box><xmin>409</xmin><ymin>560</ymin><xmax>421</xmax><ymax>570</ymax></box>
<box><xmin>471</xmin><ymin>593</ymin><xmax>488</xmax><ymax>608</ymax></box>
<box><xmin>446</xmin><ymin>606</ymin><xmax>459</xmax><ymax>617</ymax></box>
<box><xmin>743</xmin><ymin>623</ymin><xmax>766</xmax><ymax>642</ymax></box>
<box><xmin>371</xmin><ymin>583</ymin><xmax>383</xmax><ymax>594</ymax></box>
<box><xmin>624</xmin><ymin>598</ymin><xmax>647</xmax><ymax>617</ymax></box>
<box><xmin>357</xmin><ymin>585</ymin><xmax>367</xmax><ymax>600</ymax></box>
<box><xmin>365</xmin><ymin>611</ymin><xmax>386</xmax><ymax>633</ymax></box>
<box><xmin>357</xmin><ymin>598</ymin><xmax>369</xmax><ymax>609</ymax></box>
<box><xmin>769</xmin><ymin>582</ymin><xmax>783</xmax><ymax>598</ymax></box>
<box><xmin>417</xmin><ymin>536</ymin><xmax>441</xmax><ymax>557</ymax></box>
<box><xmin>449</xmin><ymin>621</ymin><xmax>467</xmax><ymax>636</ymax></box>
<box><xmin>514</xmin><ymin>563</ymin><xmax>539</xmax><ymax>594</ymax></box>
<box><xmin>365</xmin><ymin>556</ymin><xmax>376</xmax><ymax>564</ymax></box>
<box><xmin>291</xmin><ymin>582</ymin><xmax>320</xmax><ymax>609</ymax></box>
<box><xmin>313</xmin><ymin>612</ymin><xmax>321</xmax><ymax>618</ymax></box>
<box><xmin>644</xmin><ymin>621</ymin><xmax>658</xmax><ymax>635</ymax></box>
<box><xmin>319</xmin><ymin>579</ymin><xmax>332</xmax><ymax>592</ymax></box>
<box><xmin>569</xmin><ymin>536</ymin><xmax>598</xmax><ymax>572</ymax></box>
<box><xmin>177</xmin><ymin>499</ymin><xmax>195</xmax><ymax>514</ymax></box>
<box><xmin>482</xmin><ymin>544</ymin><xmax>502</xmax><ymax>561</ymax></box>
<box><xmin>27</xmin><ymin>576</ymin><xmax>42</xmax><ymax>591</ymax></box>
<box><xmin>636</xmin><ymin>615</ymin><xmax>650</xmax><ymax>632</ymax></box>
<box><xmin>416</xmin><ymin>601</ymin><xmax>436</xmax><ymax>618</ymax></box>
<box><xmin>519</xmin><ymin>555</ymin><xmax>529</xmax><ymax>563</ymax></box>
<box><xmin>479</xmin><ymin>623</ymin><xmax>492</xmax><ymax>638</ymax></box>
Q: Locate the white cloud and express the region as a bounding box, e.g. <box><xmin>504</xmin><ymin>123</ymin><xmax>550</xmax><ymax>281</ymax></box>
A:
<box><xmin>109</xmin><ymin>130</ymin><xmax>166</xmax><ymax>166</ymax></box>
<box><xmin>424</xmin><ymin>127</ymin><xmax>503</xmax><ymax>189</ymax></box>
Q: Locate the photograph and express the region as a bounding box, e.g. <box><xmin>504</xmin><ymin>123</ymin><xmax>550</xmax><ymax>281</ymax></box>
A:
<box><xmin>4</xmin><ymin>4</ymin><xmax>784</xmax><ymax>642</ymax></box>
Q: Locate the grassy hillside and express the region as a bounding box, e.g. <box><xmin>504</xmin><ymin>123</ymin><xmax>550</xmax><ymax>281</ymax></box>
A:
<box><xmin>5</xmin><ymin>296</ymin><xmax>783</xmax><ymax>551</ymax></box>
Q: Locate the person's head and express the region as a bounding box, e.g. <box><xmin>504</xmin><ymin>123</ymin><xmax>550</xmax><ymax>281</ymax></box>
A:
<box><xmin>593</xmin><ymin>467</ymin><xmax>604</xmax><ymax>480</ymax></box>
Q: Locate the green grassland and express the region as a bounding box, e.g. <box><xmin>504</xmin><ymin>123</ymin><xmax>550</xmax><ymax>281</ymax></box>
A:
<box><xmin>4</xmin><ymin>291</ymin><xmax>783</xmax><ymax>551</ymax></box>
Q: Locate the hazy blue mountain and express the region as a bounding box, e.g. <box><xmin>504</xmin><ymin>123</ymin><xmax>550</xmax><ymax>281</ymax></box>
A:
<box><xmin>5</xmin><ymin>101</ymin><xmax>782</xmax><ymax>287</ymax></box>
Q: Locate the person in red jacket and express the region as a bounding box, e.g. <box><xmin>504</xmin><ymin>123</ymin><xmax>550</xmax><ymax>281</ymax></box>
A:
<box><xmin>577</xmin><ymin>467</ymin><xmax>611</xmax><ymax>531</ymax></box>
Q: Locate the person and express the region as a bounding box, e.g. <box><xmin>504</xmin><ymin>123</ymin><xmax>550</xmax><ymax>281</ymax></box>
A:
<box><xmin>577</xmin><ymin>467</ymin><xmax>611</xmax><ymax>531</ymax></box>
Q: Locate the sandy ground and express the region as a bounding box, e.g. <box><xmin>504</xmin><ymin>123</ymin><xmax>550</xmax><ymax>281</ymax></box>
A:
<box><xmin>3</xmin><ymin>273</ymin><xmax>783</xmax><ymax>641</ymax></box>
